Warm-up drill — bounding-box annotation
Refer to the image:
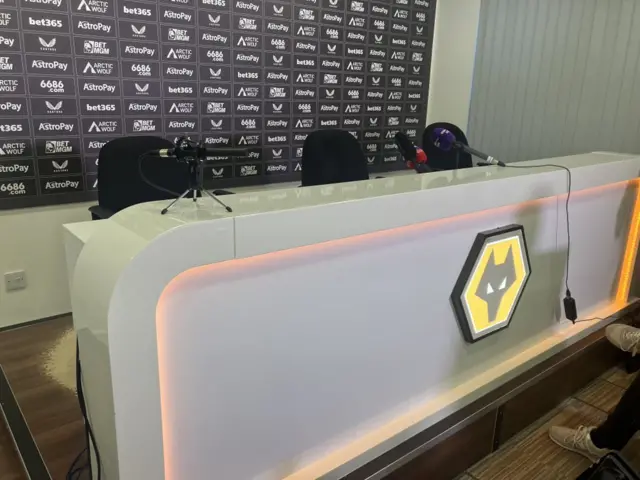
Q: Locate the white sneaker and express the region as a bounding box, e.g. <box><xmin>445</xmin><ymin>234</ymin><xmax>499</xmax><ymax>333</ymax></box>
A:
<box><xmin>548</xmin><ymin>425</ymin><xmax>611</xmax><ymax>462</ymax></box>
<box><xmin>606</xmin><ymin>324</ymin><xmax>640</xmax><ymax>356</ymax></box>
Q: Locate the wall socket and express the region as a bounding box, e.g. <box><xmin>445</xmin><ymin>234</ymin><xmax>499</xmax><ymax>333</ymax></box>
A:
<box><xmin>5</xmin><ymin>271</ymin><xmax>27</xmax><ymax>292</ymax></box>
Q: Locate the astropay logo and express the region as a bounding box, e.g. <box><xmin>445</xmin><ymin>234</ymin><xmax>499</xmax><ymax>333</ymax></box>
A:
<box><xmin>39</xmin><ymin>121</ymin><xmax>75</xmax><ymax>133</ymax></box>
<box><xmin>203</xmin><ymin>85</ymin><xmax>228</xmax><ymax>95</ymax></box>
<box><xmin>124</xmin><ymin>44</ymin><xmax>155</xmax><ymax>57</ymax></box>
<box><xmin>83</xmin><ymin>81</ymin><xmax>116</xmax><ymax>94</ymax></box>
<box><xmin>32</xmin><ymin>59</ymin><xmax>68</xmax><ymax>72</ymax></box>
<box><xmin>0</xmin><ymin>163</ymin><xmax>29</xmax><ymax>174</ymax></box>
<box><xmin>77</xmin><ymin>19</ymin><xmax>112</xmax><ymax>33</ymax></box>
<box><xmin>128</xmin><ymin>101</ymin><xmax>157</xmax><ymax>113</ymax></box>
<box><xmin>0</xmin><ymin>101</ymin><xmax>22</xmax><ymax>113</ymax></box>
<box><xmin>165</xmin><ymin>9</ymin><xmax>192</xmax><ymax>22</ymax></box>
<box><xmin>169</xmin><ymin>120</ymin><xmax>196</xmax><ymax>130</ymax></box>
<box><xmin>166</xmin><ymin>66</ymin><xmax>194</xmax><ymax>77</ymax></box>
<box><xmin>24</xmin><ymin>0</ymin><xmax>63</xmax><ymax>7</ymax></box>
<box><xmin>44</xmin><ymin>180</ymin><xmax>80</xmax><ymax>191</ymax></box>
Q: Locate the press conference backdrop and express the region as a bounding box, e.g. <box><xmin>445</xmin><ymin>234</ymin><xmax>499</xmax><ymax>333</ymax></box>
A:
<box><xmin>0</xmin><ymin>0</ymin><xmax>435</xmax><ymax>210</ymax></box>
<box><xmin>468</xmin><ymin>0</ymin><xmax>640</xmax><ymax>163</ymax></box>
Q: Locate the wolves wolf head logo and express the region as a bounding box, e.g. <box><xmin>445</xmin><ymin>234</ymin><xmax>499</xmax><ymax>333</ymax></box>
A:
<box><xmin>451</xmin><ymin>225</ymin><xmax>531</xmax><ymax>343</ymax></box>
<box><xmin>474</xmin><ymin>246</ymin><xmax>517</xmax><ymax>323</ymax></box>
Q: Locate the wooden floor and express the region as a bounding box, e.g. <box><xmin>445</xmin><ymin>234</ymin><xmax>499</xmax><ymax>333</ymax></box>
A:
<box><xmin>0</xmin><ymin>316</ymin><xmax>86</xmax><ymax>480</ymax></box>
<box><xmin>0</xmin><ymin>318</ymin><xmax>639</xmax><ymax>479</ymax></box>
<box><xmin>464</xmin><ymin>366</ymin><xmax>640</xmax><ymax>480</ymax></box>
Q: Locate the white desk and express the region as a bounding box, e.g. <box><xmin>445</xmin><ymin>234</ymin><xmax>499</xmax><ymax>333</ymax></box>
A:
<box><xmin>64</xmin><ymin>152</ymin><xmax>640</xmax><ymax>479</ymax></box>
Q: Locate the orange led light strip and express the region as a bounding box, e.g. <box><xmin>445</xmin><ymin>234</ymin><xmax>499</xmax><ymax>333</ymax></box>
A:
<box><xmin>616</xmin><ymin>179</ymin><xmax>640</xmax><ymax>305</ymax></box>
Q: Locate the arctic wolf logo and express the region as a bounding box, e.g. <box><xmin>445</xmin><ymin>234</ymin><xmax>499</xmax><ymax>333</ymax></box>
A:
<box><xmin>451</xmin><ymin>225</ymin><xmax>530</xmax><ymax>343</ymax></box>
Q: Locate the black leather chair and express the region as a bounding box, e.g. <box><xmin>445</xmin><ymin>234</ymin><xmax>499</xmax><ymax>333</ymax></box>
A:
<box><xmin>89</xmin><ymin>136</ymin><xmax>189</xmax><ymax>219</ymax></box>
<box><xmin>422</xmin><ymin>122</ymin><xmax>473</xmax><ymax>171</ymax></box>
<box><xmin>301</xmin><ymin>129</ymin><xmax>369</xmax><ymax>187</ymax></box>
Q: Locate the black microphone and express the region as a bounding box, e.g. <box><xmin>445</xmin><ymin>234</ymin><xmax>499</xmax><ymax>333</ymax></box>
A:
<box><xmin>394</xmin><ymin>132</ymin><xmax>430</xmax><ymax>173</ymax></box>
<box><xmin>152</xmin><ymin>146</ymin><xmax>248</xmax><ymax>158</ymax></box>
<box><xmin>200</xmin><ymin>147</ymin><xmax>249</xmax><ymax>157</ymax></box>
<box><xmin>431</xmin><ymin>128</ymin><xmax>505</xmax><ymax>167</ymax></box>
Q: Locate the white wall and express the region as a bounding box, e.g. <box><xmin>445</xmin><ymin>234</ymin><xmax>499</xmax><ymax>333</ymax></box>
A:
<box><xmin>0</xmin><ymin>0</ymin><xmax>482</xmax><ymax>329</ymax></box>
<box><xmin>468</xmin><ymin>0</ymin><xmax>640</xmax><ymax>162</ymax></box>
<box><xmin>427</xmin><ymin>0</ymin><xmax>482</xmax><ymax>130</ymax></box>
<box><xmin>0</xmin><ymin>203</ymin><xmax>92</xmax><ymax>328</ymax></box>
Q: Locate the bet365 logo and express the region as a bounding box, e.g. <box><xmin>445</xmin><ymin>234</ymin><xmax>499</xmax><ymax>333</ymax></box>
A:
<box><xmin>451</xmin><ymin>225</ymin><xmax>531</xmax><ymax>343</ymax></box>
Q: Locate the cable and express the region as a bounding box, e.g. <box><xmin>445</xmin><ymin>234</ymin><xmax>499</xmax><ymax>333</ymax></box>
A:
<box><xmin>138</xmin><ymin>151</ymin><xmax>182</xmax><ymax>197</ymax></box>
<box><xmin>495</xmin><ymin>163</ymin><xmax>579</xmax><ymax>322</ymax></box>
<box><xmin>574</xmin><ymin>317</ymin><xmax>605</xmax><ymax>323</ymax></box>
<box><xmin>66</xmin><ymin>340</ymin><xmax>103</xmax><ymax>480</ymax></box>
<box><xmin>500</xmin><ymin>163</ymin><xmax>573</xmax><ymax>289</ymax></box>
<box><xmin>65</xmin><ymin>447</ymin><xmax>87</xmax><ymax>480</ymax></box>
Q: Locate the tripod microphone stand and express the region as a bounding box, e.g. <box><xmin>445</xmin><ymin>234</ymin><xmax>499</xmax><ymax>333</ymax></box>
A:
<box><xmin>161</xmin><ymin>156</ymin><xmax>232</xmax><ymax>214</ymax></box>
<box><xmin>160</xmin><ymin>137</ymin><xmax>234</xmax><ymax>215</ymax></box>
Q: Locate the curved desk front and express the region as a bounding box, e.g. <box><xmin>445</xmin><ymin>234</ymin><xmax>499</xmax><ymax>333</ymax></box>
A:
<box><xmin>65</xmin><ymin>152</ymin><xmax>640</xmax><ymax>479</ymax></box>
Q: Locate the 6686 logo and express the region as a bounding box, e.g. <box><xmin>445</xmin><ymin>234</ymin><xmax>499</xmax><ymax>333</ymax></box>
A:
<box><xmin>40</xmin><ymin>79</ymin><xmax>65</xmax><ymax>93</ymax></box>
<box><xmin>0</xmin><ymin>180</ymin><xmax>33</xmax><ymax>197</ymax></box>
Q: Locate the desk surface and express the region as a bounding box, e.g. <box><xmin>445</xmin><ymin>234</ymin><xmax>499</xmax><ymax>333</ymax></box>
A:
<box><xmin>103</xmin><ymin>152</ymin><xmax>640</xmax><ymax>252</ymax></box>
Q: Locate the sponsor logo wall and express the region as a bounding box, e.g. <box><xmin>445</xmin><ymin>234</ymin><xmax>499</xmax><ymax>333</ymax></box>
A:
<box><xmin>0</xmin><ymin>0</ymin><xmax>435</xmax><ymax>208</ymax></box>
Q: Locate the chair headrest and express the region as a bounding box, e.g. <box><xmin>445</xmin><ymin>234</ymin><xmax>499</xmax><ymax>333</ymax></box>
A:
<box><xmin>98</xmin><ymin>136</ymin><xmax>188</xmax><ymax>213</ymax></box>
<box><xmin>301</xmin><ymin>129</ymin><xmax>369</xmax><ymax>186</ymax></box>
<box><xmin>422</xmin><ymin>122</ymin><xmax>473</xmax><ymax>171</ymax></box>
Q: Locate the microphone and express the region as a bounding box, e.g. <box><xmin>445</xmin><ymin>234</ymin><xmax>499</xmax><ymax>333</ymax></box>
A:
<box><xmin>155</xmin><ymin>148</ymin><xmax>176</xmax><ymax>158</ymax></box>
<box><xmin>431</xmin><ymin>128</ymin><xmax>505</xmax><ymax>167</ymax></box>
<box><xmin>200</xmin><ymin>147</ymin><xmax>249</xmax><ymax>157</ymax></box>
<box><xmin>152</xmin><ymin>147</ymin><xmax>248</xmax><ymax>158</ymax></box>
<box><xmin>394</xmin><ymin>132</ymin><xmax>431</xmax><ymax>173</ymax></box>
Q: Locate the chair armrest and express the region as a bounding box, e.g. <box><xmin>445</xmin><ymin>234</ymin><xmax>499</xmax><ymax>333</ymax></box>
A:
<box><xmin>88</xmin><ymin>205</ymin><xmax>114</xmax><ymax>220</ymax></box>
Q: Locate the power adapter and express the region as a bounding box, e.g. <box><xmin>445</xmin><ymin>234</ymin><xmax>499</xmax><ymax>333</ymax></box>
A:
<box><xmin>563</xmin><ymin>290</ymin><xmax>577</xmax><ymax>323</ymax></box>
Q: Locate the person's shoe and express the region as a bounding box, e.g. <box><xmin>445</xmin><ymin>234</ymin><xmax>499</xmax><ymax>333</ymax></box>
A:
<box><xmin>549</xmin><ymin>426</ymin><xmax>611</xmax><ymax>461</ymax></box>
<box><xmin>606</xmin><ymin>324</ymin><xmax>640</xmax><ymax>355</ymax></box>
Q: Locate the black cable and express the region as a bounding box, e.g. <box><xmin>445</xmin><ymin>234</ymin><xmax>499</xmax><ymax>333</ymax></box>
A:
<box><xmin>138</xmin><ymin>151</ymin><xmax>182</xmax><ymax>197</ymax></box>
<box><xmin>68</xmin><ymin>339</ymin><xmax>102</xmax><ymax>480</ymax></box>
<box><xmin>486</xmin><ymin>162</ymin><xmax>580</xmax><ymax>322</ymax></box>
<box><xmin>574</xmin><ymin>317</ymin><xmax>605</xmax><ymax>323</ymax></box>
<box><xmin>500</xmin><ymin>163</ymin><xmax>573</xmax><ymax>293</ymax></box>
<box><xmin>65</xmin><ymin>447</ymin><xmax>87</xmax><ymax>480</ymax></box>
